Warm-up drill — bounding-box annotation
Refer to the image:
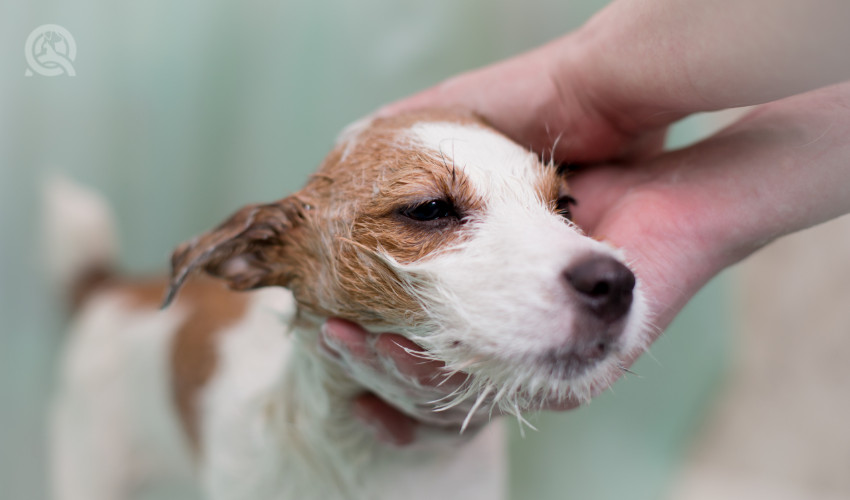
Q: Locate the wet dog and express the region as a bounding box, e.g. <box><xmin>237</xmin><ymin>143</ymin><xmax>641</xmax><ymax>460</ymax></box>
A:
<box><xmin>50</xmin><ymin>109</ymin><xmax>647</xmax><ymax>500</ymax></box>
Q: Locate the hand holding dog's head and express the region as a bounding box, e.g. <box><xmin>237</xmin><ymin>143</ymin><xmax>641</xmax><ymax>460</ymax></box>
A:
<box><xmin>166</xmin><ymin>109</ymin><xmax>648</xmax><ymax>418</ymax></box>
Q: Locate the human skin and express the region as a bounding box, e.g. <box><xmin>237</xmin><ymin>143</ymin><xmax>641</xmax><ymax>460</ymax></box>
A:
<box><xmin>379</xmin><ymin>0</ymin><xmax>850</xmax><ymax>164</ymax></box>
<box><xmin>324</xmin><ymin>82</ymin><xmax>850</xmax><ymax>444</ymax></box>
<box><xmin>321</xmin><ymin>0</ymin><xmax>850</xmax><ymax>444</ymax></box>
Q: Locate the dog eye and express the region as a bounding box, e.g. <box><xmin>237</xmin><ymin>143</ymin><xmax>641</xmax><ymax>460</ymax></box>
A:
<box><xmin>402</xmin><ymin>200</ymin><xmax>457</xmax><ymax>222</ymax></box>
<box><xmin>556</xmin><ymin>195</ymin><xmax>577</xmax><ymax>220</ymax></box>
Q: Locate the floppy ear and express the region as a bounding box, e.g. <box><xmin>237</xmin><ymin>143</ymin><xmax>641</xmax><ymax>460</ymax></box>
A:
<box><xmin>162</xmin><ymin>199</ymin><xmax>299</xmax><ymax>307</ymax></box>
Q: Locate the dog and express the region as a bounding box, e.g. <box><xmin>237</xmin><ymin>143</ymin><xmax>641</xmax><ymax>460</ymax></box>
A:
<box><xmin>49</xmin><ymin>109</ymin><xmax>648</xmax><ymax>500</ymax></box>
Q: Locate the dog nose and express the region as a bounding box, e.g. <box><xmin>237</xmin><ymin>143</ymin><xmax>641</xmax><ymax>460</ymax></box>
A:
<box><xmin>564</xmin><ymin>256</ymin><xmax>635</xmax><ymax>323</ymax></box>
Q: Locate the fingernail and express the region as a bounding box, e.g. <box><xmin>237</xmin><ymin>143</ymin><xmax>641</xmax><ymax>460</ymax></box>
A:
<box><xmin>374</xmin><ymin>334</ymin><xmax>445</xmax><ymax>386</ymax></box>
<box><xmin>317</xmin><ymin>326</ymin><xmax>342</xmax><ymax>360</ymax></box>
<box><xmin>321</xmin><ymin>318</ymin><xmax>376</xmax><ymax>362</ymax></box>
<box><xmin>374</xmin><ymin>102</ymin><xmax>399</xmax><ymax>118</ymax></box>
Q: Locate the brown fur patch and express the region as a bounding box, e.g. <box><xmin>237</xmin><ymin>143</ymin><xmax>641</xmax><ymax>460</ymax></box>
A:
<box><xmin>348</xmin><ymin>138</ymin><xmax>484</xmax><ymax>264</ymax></box>
<box><xmin>541</xmin><ymin>175</ymin><xmax>571</xmax><ymax>215</ymax></box>
<box><xmin>169</xmin><ymin>277</ymin><xmax>248</xmax><ymax>452</ymax></box>
<box><xmin>166</xmin><ymin>108</ymin><xmax>568</xmax><ymax>331</ymax></box>
<box><xmin>69</xmin><ymin>266</ymin><xmax>114</xmax><ymax>312</ymax></box>
<box><xmin>165</xmin><ymin>201</ymin><xmax>301</xmax><ymax>307</ymax></box>
<box><xmin>283</xmin><ymin>110</ymin><xmax>491</xmax><ymax>325</ymax></box>
<box><xmin>117</xmin><ymin>275</ymin><xmax>249</xmax><ymax>453</ymax></box>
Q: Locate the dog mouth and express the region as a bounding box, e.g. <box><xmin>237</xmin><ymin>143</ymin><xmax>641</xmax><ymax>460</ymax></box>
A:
<box><xmin>534</xmin><ymin>313</ymin><xmax>631</xmax><ymax>380</ymax></box>
<box><xmin>538</xmin><ymin>342</ymin><xmax>620</xmax><ymax>381</ymax></box>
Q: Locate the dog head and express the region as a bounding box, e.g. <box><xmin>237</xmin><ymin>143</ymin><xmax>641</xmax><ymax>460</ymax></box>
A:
<box><xmin>166</xmin><ymin>109</ymin><xmax>647</xmax><ymax>417</ymax></box>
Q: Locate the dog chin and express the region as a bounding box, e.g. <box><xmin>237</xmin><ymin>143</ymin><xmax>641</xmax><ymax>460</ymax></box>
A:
<box><xmin>422</xmin><ymin>342</ymin><xmax>619</xmax><ymax>420</ymax></box>
<box><xmin>538</xmin><ymin>346</ymin><xmax>620</xmax><ymax>381</ymax></box>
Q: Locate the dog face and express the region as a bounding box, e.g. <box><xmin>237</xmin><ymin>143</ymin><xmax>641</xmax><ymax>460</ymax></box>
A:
<box><xmin>167</xmin><ymin>109</ymin><xmax>647</xmax><ymax>415</ymax></box>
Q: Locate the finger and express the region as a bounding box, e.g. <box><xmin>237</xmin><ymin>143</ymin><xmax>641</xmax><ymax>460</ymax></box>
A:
<box><xmin>375</xmin><ymin>45</ymin><xmax>566</xmax><ymax>153</ymax></box>
<box><xmin>352</xmin><ymin>393</ymin><xmax>417</xmax><ymax>446</ymax></box>
<box><xmin>376</xmin><ymin>83</ymin><xmax>449</xmax><ymax>117</ymax></box>
<box><xmin>567</xmin><ymin>165</ymin><xmax>634</xmax><ymax>233</ymax></box>
<box><xmin>321</xmin><ymin>318</ymin><xmax>377</xmax><ymax>367</ymax></box>
<box><xmin>374</xmin><ymin>334</ymin><xmax>467</xmax><ymax>389</ymax></box>
<box><xmin>316</xmin><ymin>330</ymin><xmax>342</xmax><ymax>361</ymax></box>
<box><xmin>376</xmin><ymin>42</ymin><xmax>668</xmax><ymax>165</ymax></box>
<box><xmin>616</xmin><ymin>128</ymin><xmax>668</xmax><ymax>162</ymax></box>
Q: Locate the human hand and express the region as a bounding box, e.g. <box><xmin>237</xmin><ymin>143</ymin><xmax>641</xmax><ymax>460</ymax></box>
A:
<box><xmin>332</xmin><ymin>82</ymin><xmax>850</xmax><ymax>444</ymax></box>
<box><xmin>328</xmin><ymin>34</ymin><xmax>673</xmax><ymax>444</ymax></box>
<box><xmin>319</xmin><ymin>320</ymin><xmax>445</xmax><ymax>446</ymax></box>
<box><xmin>380</xmin><ymin>0</ymin><xmax>850</xmax><ymax>168</ymax></box>
<box><xmin>319</xmin><ymin>318</ymin><xmax>483</xmax><ymax>445</ymax></box>
<box><xmin>378</xmin><ymin>35</ymin><xmax>670</xmax><ymax>164</ymax></box>
<box><xmin>321</xmin><ymin>319</ymin><xmax>581</xmax><ymax>446</ymax></box>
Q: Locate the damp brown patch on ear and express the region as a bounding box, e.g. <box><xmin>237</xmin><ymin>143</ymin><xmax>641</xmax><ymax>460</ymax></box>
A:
<box><xmin>163</xmin><ymin>198</ymin><xmax>302</xmax><ymax>307</ymax></box>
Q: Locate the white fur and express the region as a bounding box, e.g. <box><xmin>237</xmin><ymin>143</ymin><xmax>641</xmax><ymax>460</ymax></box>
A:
<box><xmin>407</xmin><ymin>122</ymin><xmax>544</xmax><ymax>201</ymax></box>
<box><xmin>199</xmin><ymin>289</ymin><xmax>506</xmax><ymax>500</ymax></box>
<box><xmin>53</xmin><ymin>284</ymin><xmax>506</xmax><ymax>500</ymax></box>
<box><xmin>396</xmin><ymin>122</ymin><xmax>648</xmax><ymax>415</ymax></box>
<box><xmin>51</xmin><ymin>119</ymin><xmax>648</xmax><ymax>500</ymax></box>
<box><xmin>51</xmin><ymin>292</ymin><xmax>196</xmax><ymax>500</ymax></box>
<box><xmin>43</xmin><ymin>175</ymin><xmax>117</xmax><ymax>292</ymax></box>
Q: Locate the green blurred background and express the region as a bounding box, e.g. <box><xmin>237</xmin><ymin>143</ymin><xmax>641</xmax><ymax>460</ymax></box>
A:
<box><xmin>0</xmin><ymin>1</ymin><xmax>733</xmax><ymax>499</ymax></box>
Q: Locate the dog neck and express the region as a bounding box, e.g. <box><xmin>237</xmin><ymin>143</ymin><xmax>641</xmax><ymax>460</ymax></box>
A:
<box><xmin>263</xmin><ymin>308</ymin><xmax>479</xmax><ymax>498</ymax></box>
<box><xmin>260</xmin><ymin>311</ymin><xmax>381</xmax><ymax>494</ymax></box>
<box><xmin>278</xmin><ymin>312</ymin><xmax>368</xmax><ymax>438</ymax></box>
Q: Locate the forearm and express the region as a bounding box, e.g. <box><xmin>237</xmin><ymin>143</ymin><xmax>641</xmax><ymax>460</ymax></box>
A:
<box><xmin>568</xmin><ymin>82</ymin><xmax>850</xmax><ymax>341</ymax></box>
<box><xmin>656</xmin><ymin>82</ymin><xmax>850</xmax><ymax>268</ymax></box>
<box><xmin>566</xmin><ymin>0</ymin><xmax>850</xmax><ymax>132</ymax></box>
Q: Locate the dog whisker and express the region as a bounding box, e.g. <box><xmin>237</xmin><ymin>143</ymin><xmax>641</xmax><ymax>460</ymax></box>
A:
<box><xmin>461</xmin><ymin>386</ymin><xmax>492</xmax><ymax>433</ymax></box>
<box><xmin>617</xmin><ymin>364</ymin><xmax>641</xmax><ymax>377</ymax></box>
<box><xmin>429</xmin><ymin>382</ymin><xmax>478</xmax><ymax>409</ymax></box>
<box><xmin>397</xmin><ymin>344</ymin><xmax>436</xmax><ymax>362</ymax></box>
<box><xmin>512</xmin><ymin>403</ymin><xmax>537</xmax><ymax>438</ymax></box>
<box><xmin>54</xmin><ymin>109</ymin><xmax>653</xmax><ymax>500</ymax></box>
<box><xmin>433</xmin><ymin>369</ymin><xmax>469</xmax><ymax>388</ymax></box>
<box><xmin>445</xmin><ymin>356</ymin><xmax>483</xmax><ymax>373</ymax></box>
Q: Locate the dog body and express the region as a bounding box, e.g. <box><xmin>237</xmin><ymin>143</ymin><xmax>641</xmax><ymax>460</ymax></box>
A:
<box><xmin>50</xmin><ymin>110</ymin><xmax>647</xmax><ymax>500</ymax></box>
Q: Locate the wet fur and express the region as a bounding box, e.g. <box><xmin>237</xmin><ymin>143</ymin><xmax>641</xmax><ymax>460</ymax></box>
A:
<box><xmin>52</xmin><ymin>109</ymin><xmax>647</xmax><ymax>500</ymax></box>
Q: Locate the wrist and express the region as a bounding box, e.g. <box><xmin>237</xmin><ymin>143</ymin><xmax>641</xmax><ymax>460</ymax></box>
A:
<box><xmin>634</xmin><ymin>83</ymin><xmax>850</xmax><ymax>294</ymax></box>
<box><xmin>565</xmin><ymin>6</ymin><xmax>695</xmax><ymax>137</ymax></box>
<box><xmin>571</xmin><ymin>0</ymin><xmax>850</xmax><ymax>127</ymax></box>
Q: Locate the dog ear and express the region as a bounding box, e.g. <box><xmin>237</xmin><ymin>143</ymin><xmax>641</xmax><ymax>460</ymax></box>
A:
<box><xmin>162</xmin><ymin>199</ymin><xmax>299</xmax><ymax>308</ymax></box>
